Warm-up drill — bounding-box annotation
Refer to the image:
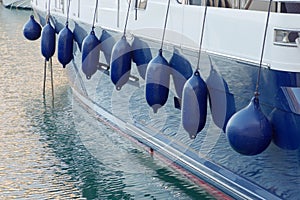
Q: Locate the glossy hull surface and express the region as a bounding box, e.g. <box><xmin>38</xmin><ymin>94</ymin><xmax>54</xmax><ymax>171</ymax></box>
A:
<box><xmin>32</xmin><ymin>2</ymin><xmax>300</xmax><ymax>198</ymax></box>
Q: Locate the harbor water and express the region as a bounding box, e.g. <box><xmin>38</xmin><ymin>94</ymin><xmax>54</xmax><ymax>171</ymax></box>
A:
<box><xmin>0</xmin><ymin>6</ymin><xmax>215</xmax><ymax>200</ymax></box>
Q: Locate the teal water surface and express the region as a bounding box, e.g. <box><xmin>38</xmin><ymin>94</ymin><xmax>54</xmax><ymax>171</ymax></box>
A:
<box><xmin>0</xmin><ymin>6</ymin><xmax>215</xmax><ymax>200</ymax></box>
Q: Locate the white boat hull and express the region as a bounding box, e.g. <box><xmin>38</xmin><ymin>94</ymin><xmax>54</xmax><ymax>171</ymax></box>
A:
<box><xmin>30</xmin><ymin>0</ymin><xmax>300</xmax><ymax>198</ymax></box>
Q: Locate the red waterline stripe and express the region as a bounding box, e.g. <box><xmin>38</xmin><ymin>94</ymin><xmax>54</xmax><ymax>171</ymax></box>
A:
<box><xmin>150</xmin><ymin>148</ymin><xmax>233</xmax><ymax>200</ymax></box>
<box><xmin>77</xmin><ymin>97</ymin><xmax>233</xmax><ymax>200</ymax></box>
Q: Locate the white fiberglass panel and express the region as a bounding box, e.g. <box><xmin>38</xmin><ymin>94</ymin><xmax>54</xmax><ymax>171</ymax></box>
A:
<box><xmin>181</xmin><ymin>6</ymin><xmax>300</xmax><ymax>72</ymax></box>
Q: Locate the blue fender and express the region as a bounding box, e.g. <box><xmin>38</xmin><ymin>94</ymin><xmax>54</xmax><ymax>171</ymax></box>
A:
<box><xmin>82</xmin><ymin>31</ymin><xmax>100</xmax><ymax>79</ymax></box>
<box><xmin>226</xmin><ymin>97</ymin><xmax>273</xmax><ymax>155</ymax></box>
<box><xmin>41</xmin><ymin>22</ymin><xmax>56</xmax><ymax>61</ymax></box>
<box><xmin>110</xmin><ymin>36</ymin><xmax>132</xmax><ymax>90</ymax></box>
<box><xmin>181</xmin><ymin>70</ymin><xmax>208</xmax><ymax>139</ymax></box>
<box><xmin>23</xmin><ymin>15</ymin><xmax>41</xmax><ymax>41</ymax></box>
<box><xmin>145</xmin><ymin>50</ymin><xmax>170</xmax><ymax>113</ymax></box>
<box><xmin>58</xmin><ymin>25</ymin><xmax>74</xmax><ymax>68</ymax></box>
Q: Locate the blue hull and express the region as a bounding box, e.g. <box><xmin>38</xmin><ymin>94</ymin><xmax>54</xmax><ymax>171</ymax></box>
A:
<box><xmin>37</xmin><ymin>13</ymin><xmax>300</xmax><ymax>199</ymax></box>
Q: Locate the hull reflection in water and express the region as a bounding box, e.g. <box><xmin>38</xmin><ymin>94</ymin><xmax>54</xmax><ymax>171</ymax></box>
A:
<box><xmin>0</xmin><ymin>6</ymin><xmax>215</xmax><ymax>199</ymax></box>
<box><xmin>29</xmin><ymin>0</ymin><xmax>300</xmax><ymax>199</ymax></box>
<box><xmin>71</xmin><ymin>99</ymin><xmax>217</xmax><ymax>199</ymax></box>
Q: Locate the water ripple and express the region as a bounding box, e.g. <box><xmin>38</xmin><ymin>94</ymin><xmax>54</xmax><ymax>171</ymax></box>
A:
<box><xmin>0</xmin><ymin>5</ymin><xmax>215</xmax><ymax>200</ymax></box>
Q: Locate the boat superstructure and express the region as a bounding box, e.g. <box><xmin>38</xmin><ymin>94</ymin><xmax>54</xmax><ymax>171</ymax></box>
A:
<box><xmin>28</xmin><ymin>0</ymin><xmax>300</xmax><ymax>199</ymax></box>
